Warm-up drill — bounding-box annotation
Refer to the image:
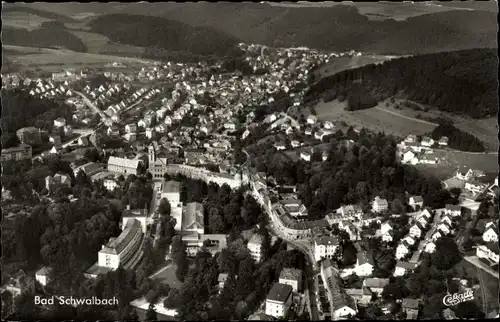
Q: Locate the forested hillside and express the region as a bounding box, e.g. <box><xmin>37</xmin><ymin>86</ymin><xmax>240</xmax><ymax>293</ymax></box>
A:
<box><xmin>305</xmin><ymin>48</ymin><xmax>498</xmax><ymax>119</ymax></box>
<box><xmin>87</xmin><ymin>14</ymin><xmax>240</xmax><ymax>59</ymax></box>
<box><xmin>2</xmin><ymin>26</ymin><xmax>88</xmax><ymax>52</ymax></box>
<box><xmin>431</xmin><ymin>123</ymin><xmax>485</xmax><ymax>153</ymax></box>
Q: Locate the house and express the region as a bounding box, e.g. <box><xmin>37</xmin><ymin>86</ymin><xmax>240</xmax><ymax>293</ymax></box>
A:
<box><xmin>2</xmin><ymin>270</ymin><xmax>35</xmax><ymax>298</ymax></box>
<box><xmin>54</xmin><ymin>117</ymin><xmax>66</xmax><ymax>128</ymax></box>
<box><xmin>382</xmin><ymin>231</ymin><xmax>394</xmax><ymax>243</ymax></box>
<box><xmin>339</xmin><ymin>205</ymin><xmax>363</xmax><ymax>219</ymax></box>
<box><xmin>104</xmin><ymin>179</ymin><xmax>119</xmax><ymax>191</ymax></box>
<box><xmin>380</xmin><ymin>222</ymin><xmax>393</xmax><ymax>235</ymax></box>
<box><xmin>125</xmin><ymin>124</ymin><xmax>138</xmax><ymax>134</ymax></box>
<box><xmin>431</xmin><ymin>230</ymin><xmax>442</xmax><ymax>242</ymax></box>
<box><xmin>354</xmin><ymin>244</ymin><xmax>374</xmax><ymax>276</ymax></box>
<box><xmin>182</xmin><ymin>202</ymin><xmax>204</xmax><ymax>234</ymax></box>
<box><xmin>345</xmin><ymin>288</ymin><xmax>372</xmax><ymax>306</ymax></box>
<box><xmin>321</xmin><ymin>259</ymin><xmax>358</xmax><ymax>319</ymax></box>
<box><xmin>300</xmin><ymin>151</ymin><xmax>311</xmax><ymax>162</ymax></box>
<box><xmin>307</xmin><ymin>115</ymin><xmax>317</xmax><ymax>125</ymax></box>
<box><xmin>420</xmin><ymin>136</ymin><xmax>434</xmax><ymax>147</ymax></box>
<box><xmin>218</xmin><ymin>273</ymin><xmax>229</xmax><ymax>293</ymax></box>
<box><xmin>409</xmin><ymin>223</ymin><xmax>424</xmax><ymax>239</ymax></box>
<box><xmin>372</xmin><ymin>196</ymin><xmax>388</xmax><ymax>213</ymax></box>
<box><xmin>393</xmin><ymin>261</ymin><xmax>418</xmax><ymax>277</ymax></box>
<box><xmin>419</xmin><ymin>209</ymin><xmax>432</xmax><ymax>221</ymax></box>
<box><xmin>444</xmin><ymin>204</ymin><xmax>461</xmax><ymax>217</ymax></box>
<box><xmin>35</xmin><ymin>267</ymin><xmax>52</xmax><ymax>287</ymax></box>
<box><xmin>305</xmin><ymin>127</ymin><xmax>312</xmax><ymax>136</ymax></box>
<box><xmin>437</xmin><ymin>223</ymin><xmax>451</xmax><ymax>235</ymax></box>
<box><xmin>476</xmin><ymin>243</ymin><xmax>499</xmax><ymax>264</ymax></box>
<box><xmin>402</xmin><ymin>298</ymin><xmax>420</xmax><ymax>319</ymax></box>
<box><xmin>438</xmin><ymin>136</ymin><xmax>449</xmax><ymax>146</ymax></box>
<box><xmin>362</xmin><ymin>278</ymin><xmax>389</xmax><ymax>296</ymax></box>
<box><xmin>107</xmin><ymin>125</ymin><xmax>120</xmax><ymax>136</ymax></box>
<box><xmin>401</xmin><ymin>235</ymin><xmax>416</xmax><ymax>246</ymax></box>
<box><xmin>404</xmin><ymin>134</ymin><xmax>417</xmax><ymax>144</ymax></box>
<box><xmin>396</xmin><ymin>242</ymin><xmax>411</xmax><ymax>259</ymax></box>
<box><xmin>73</xmin><ymin>162</ymin><xmax>104</xmax><ymax>177</ymax></box>
<box><xmin>440</xmin><ymin>215</ymin><xmax>453</xmax><ymax>227</ymax></box>
<box><xmin>409</xmin><ymin>196</ymin><xmax>424</xmax><ymax>210</ymax></box>
<box><xmin>315</xmin><ymin>130</ymin><xmax>333</xmax><ymax>141</ymax></box>
<box><xmin>265</xmin><ymin>283</ymin><xmax>293</xmax><ymax>319</ymax></box>
<box><xmin>424</xmin><ymin>241</ymin><xmax>436</xmax><ymax>254</ymax></box>
<box><xmin>146</xmin><ymin>128</ymin><xmax>156</xmax><ymax>139</ymax></box>
<box><xmin>338</xmin><ymin>220</ymin><xmax>359</xmax><ymax>241</ymax></box>
<box><xmin>314</xmin><ymin>236</ymin><xmax>340</xmax><ymax>262</ymax></box>
<box><xmin>274</xmin><ymin>142</ymin><xmax>286</xmax><ymax>151</ymax></box>
<box><xmin>279</xmin><ymin>268</ymin><xmax>303</xmax><ymax>292</ymax></box>
<box><xmin>402</xmin><ymin>150</ymin><xmax>417</xmax><ymax>164</ymax></box>
<box><xmin>291</xmin><ymin>140</ymin><xmax>301</xmax><ymax>148</ymax></box>
<box><xmin>414</xmin><ymin>215</ymin><xmax>428</xmax><ymax>228</ymax></box>
<box><xmin>323</xmin><ymin>121</ymin><xmax>334</xmax><ymax>130</ymax></box>
<box><xmin>465</xmin><ymin>181</ymin><xmax>488</xmax><ymax>194</ymax></box>
<box><xmin>483</xmin><ymin>223</ymin><xmax>498</xmax><ymax>243</ymax></box>
<box><xmin>45</xmin><ymin>173</ymin><xmax>72</xmax><ymax>191</ymax></box>
<box><xmin>248</xmin><ymin>234</ymin><xmax>264</xmax><ymax>263</ymax></box>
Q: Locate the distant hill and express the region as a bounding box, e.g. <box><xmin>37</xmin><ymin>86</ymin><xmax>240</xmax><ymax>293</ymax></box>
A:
<box><xmin>2</xmin><ymin>5</ymin><xmax>77</xmax><ymax>22</ymax></box>
<box><xmin>5</xmin><ymin>3</ymin><xmax>498</xmax><ymax>55</ymax></box>
<box><xmin>305</xmin><ymin>48</ymin><xmax>498</xmax><ymax>119</ymax></box>
<box><xmin>2</xmin><ymin>26</ymin><xmax>88</xmax><ymax>52</ymax></box>
<box><xmin>87</xmin><ymin>14</ymin><xmax>240</xmax><ymax>59</ymax></box>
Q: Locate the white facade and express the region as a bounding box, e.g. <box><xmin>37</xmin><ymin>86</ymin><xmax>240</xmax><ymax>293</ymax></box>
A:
<box><xmin>476</xmin><ymin>245</ymin><xmax>499</xmax><ymax>263</ymax></box>
<box><xmin>409</xmin><ymin>225</ymin><xmax>422</xmax><ymax>239</ymax></box>
<box><xmin>396</xmin><ymin>244</ymin><xmax>410</xmax><ymax>259</ymax></box>
<box><xmin>300</xmin><ymin>152</ymin><xmax>311</xmax><ymax>162</ymax></box>
<box><xmin>248</xmin><ymin>235</ymin><xmax>264</xmax><ymax>263</ymax></box>
<box><xmin>483</xmin><ymin>227</ymin><xmax>498</xmax><ymax>243</ymax></box>
<box><xmin>424</xmin><ymin>242</ymin><xmax>436</xmax><ymax>254</ymax></box>
<box><xmin>314</xmin><ymin>237</ymin><xmax>339</xmax><ymax>262</ymax></box>
<box><xmin>104</xmin><ymin>179</ymin><xmax>119</xmax><ymax>191</ymax></box>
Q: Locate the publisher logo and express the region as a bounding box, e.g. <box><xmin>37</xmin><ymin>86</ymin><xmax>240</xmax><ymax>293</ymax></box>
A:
<box><xmin>442</xmin><ymin>290</ymin><xmax>474</xmax><ymax>307</ymax></box>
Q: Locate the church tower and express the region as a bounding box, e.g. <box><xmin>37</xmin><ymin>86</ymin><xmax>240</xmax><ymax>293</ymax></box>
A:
<box><xmin>148</xmin><ymin>143</ymin><xmax>156</xmax><ymax>166</ymax></box>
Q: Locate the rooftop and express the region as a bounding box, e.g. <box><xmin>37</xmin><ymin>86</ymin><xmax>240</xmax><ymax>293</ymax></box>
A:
<box><xmin>266</xmin><ymin>283</ymin><xmax>293</xmax><ymax>303</ymax></box>
<box><xmin>101</xmin><ymin>219</ymin><xmax>142</xmax><ymax>255</ymax></box>
<box><xmin>163</xmin><ymin>180</ymin><xmax>181</xmax><ymax>194</ymax></box>
<box><xmin>182</xmin><ymin>202</ymin><xmax>204</xmax><ymax>231</ymax></box>
<box><xmin>279</xmin><ymin>267</ymin><xmax>302</xmax><ymax>282</ymax></box>
<box><xmin>315</xmin><ymin>235</ymin><xmax>339</xmax><ymax>246</ymax></box>
<box><xmin>107</xmin><ymin>156</ymin><xmax>140</xmax><ymax>169</ymax></box>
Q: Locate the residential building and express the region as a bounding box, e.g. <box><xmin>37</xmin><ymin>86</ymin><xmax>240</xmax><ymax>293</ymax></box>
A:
<box><xmin>338</xmin><ymin>220</ymin><xmax>359</xmax><ymax>241</ymax></box>
<box><xmin>465</xmin><ymin>181</ymin><xmax>488</xmax><ymax>194</ymax></box>
<box><xmin>354</xmin><ymin>243</ymin><xmax>374</xmax><ymax>276</ymax></box>
<box><xmin>483</xmin><ymin>223</ymin><xmax>499</xmax><ymax>243</ymax></box>
<box><xmin>380</xmin><ymin>222</ymin><xmax>393</xmax><ymax>236</ymax></box>
<box><xmin>476</xmin><ymin>243</ymin><xmax>499</xmax><ymax>264</ymax></box>
<box><xmin>104</xmin><ymin>178</ymin><xmax>120</xmax><ymax>191</ymax></box>
<box><xmin>409</xmin><ymin>223</ymin><xmax>424</xmax><ymax>239</ymax></box>
<box><xmin>362</xmin><ymin>278</ymin><xmax>389</xmax><ymax>296</ymax></box>
<box><xmin>402</xmin><ymin>235</ymin><xmax>416</xmax><ymax>246</ymax></box>
<box><xmin>424</xmin><ymin>241</ymin><xmax>436</xmax><ymax>254</ymax></box>
<box><xmin>248</xmin><ymin>234</ymin><xmax>264</xmax><ymax>263</ymax></box>
<box><xmin>107</xmin><ymin>156</ymin><xmax>140</xmax><ymax>175</ymax></box>
<box><xmin>437</xmin><ymin>223</ymin><xmax>451</xmax><ymax>235</ymax></box>
<box><xmin>393</xmin><ymin>261</ymin><xmax>418</xmax><ymax>277</ymax></box>
<box><xmin>279</xmin><ymin>268</ymin><xmax>303</xmax><ymax>292</ymax></box>
<box><xmin>402</xmin><ymin>298</ymin><xmax>420</xmax><ymax>319</ymax></box>
<box><xmin>444</xmin><ymin>204</ymin><xmax>461</xmax><ymax>217</ymax></box>
<box><xmin>161</xmin><ymin>180</ymin><xmax>182</xmax><ymax>207</ymax></box>
<box><xmin>54</xmin><ymin>118</ymin><xmax>66</xmax><ymax>128</ymax></box>
<box><xmin>300</xmin><ymin>151</ymin><xmax>311</xmax><ymax>162</ymax></box>
<box><xmin>372</xmin><ymin>196</ymin><xmax>388</xmax><ymax>213</ymax></box>
<box><xmin>314</xmin><ymin>236</ymin><xmax>340</xmax><ymax>262</ymax></box>
<box><xmin>396</xmin><ymin>242</ymin><xmax>411</xmax><ymax>259</ymax></box>
<box><xmin>321</xmin><ymin>259</ymin><xmax>358</xmax><ymax>319</ymax></box>
<box><xmin>438</xmin><ymin>136</ymin><xmax>449</xmax><ymax>146</ymax></box>
<box><xmin>339</xmin><ymin>205</ymin><xmax>363</xmax><ymax>219</ymax></box>
<box><xmin>35</xmin><ymin>267</ymin><xmax>52</xmax><ymax>287</ymax></box>
<box><xmin>420</xmin><ymin>136</ymin><xmax>434</xmax><ymax>147</ymax></box>
<box><xmin>125</xmin><ymin>124</ymin><xmax>138</xmax><ymax>134</ymax></box>
<box><xmin>182</xmin><ymin>202</ymin><xmax>204</xmax><ymax>234</ymax></box>
<box><xmin>265</xmin><ymin>283</ymin><xmax>293</xmax><ymax>319</ymax></box>
<box><xmin>409</xmin><ymin>196</ymin><xmax>424</xmax><ymax>210</ymax></box>
<box><xmin>121</xmin><ymin>206</ymin><xmax>149</xmax><ymax>233</ymax></box>
<box><xmin>307</xmin><ymin>115</ymin><xmax>317</xmax><ymax>124</ymax></box>
<box><xmin>440</xmin><ymin>215</ymin><xmax>453</xmax><ymax>227</ymax></box>
<box><xmin>0</xmin><ymin>144</ymin><xmax>32</xmax><ymax>162</ymax></box>
<box><xmin>218</xmin><ymin>273</ymin><xmax>229</xmax><ymax>293</ymax></box>
<box><xmin>45</xmin><ymin>173</ymin><xmax>72</xmax><ymax>191</ymax></box>
<box><xmin>345</xmin><ymin>288</ymin><xmax>372</xmax><ymax>306</ymax></box>
<box><xmin>404</xmin><ymin>134</ymin><xmax>417</xmax><ymax>144</ymax></box>
<box><xmin>1</xmin><ymin>270</ymin><xmax>34</xmax><ymax>298</ymax></box>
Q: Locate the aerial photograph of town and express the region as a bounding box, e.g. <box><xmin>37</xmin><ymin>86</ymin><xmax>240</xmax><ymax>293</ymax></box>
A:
<box><xmin>1</xmin><ymin>1</ymin><xmax>498</xmax><ymax>321</ymax></box>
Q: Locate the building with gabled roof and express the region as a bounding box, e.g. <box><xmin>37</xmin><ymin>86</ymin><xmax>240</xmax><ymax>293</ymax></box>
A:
<box><xmin>321</xmin><ymin>259</ymin><xmax>358</xmax><ymax>319</ymax></box>
<box><xmin>265</xmin><ymin>283</ymin><xmax>293</xmax><ymax>319</ymax></box>
<box><xmin>182</xmin><ymin>202</ymin><xmax>204</xmax><ymax>234</ymax></box>
<box><xmin>314</xmin><ymin>236</ymin><xmax>340</xmax><ymax>262</ymax></box>
<box><xmin>279</xmin><ymin>268</ymin><xmax>303</xmax><ymax>292</ymax></box>
<box><xmin>107</xmin><ymin>156</ymin><xmax>140</xmax><ymax>175</ymax></box>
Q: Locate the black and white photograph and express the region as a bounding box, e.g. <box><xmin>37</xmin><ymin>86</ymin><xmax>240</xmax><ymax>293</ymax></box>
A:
<box><xmin>1</xmin><ymin>1</ymin><xmax>499</xmax><ymax>320</ymax></box>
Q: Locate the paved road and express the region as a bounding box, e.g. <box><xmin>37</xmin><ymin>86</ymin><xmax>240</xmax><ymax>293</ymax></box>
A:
<box><xmin>72</xmin><ymin>89</ymin><xmax>110</xmax><ymax>122</ymax></box>
<box><xmin>31</xmin><ymin>129</ymin><xmax>95</xmax><ymax>160</ymax></box>
<box><xmin>477</xmin><ymin>266</ymin><xmax>488</xmax><ymax>314</ymax></box>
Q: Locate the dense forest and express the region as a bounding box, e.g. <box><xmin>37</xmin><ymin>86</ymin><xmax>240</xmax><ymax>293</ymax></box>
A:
<box><xmin>305</xmin><ymin>49</ymin><xmax>498</xmax><ymax>118</ymax></box>
<box><xmin>87</xmin><ymin>14</ymin><xmax>240</xmax><ymax>59</ymax></box>
<box><xmin>248</xmin><ymin>128</ymin><xmax>457</xmax><ymax>220</ymax></box>
<box><xmin>431</xmin><ymin>123</ymin><xmax>485</xmax><ymax>152</ymax></box>
<box><xmin>2</xmin><ymin>6</ymin><xmax>77</xmax><ymax>22</ymax></box>
<box><xmin>2</xmin><ymin>26</ymin><xmax>88</xmax><ymax>52</ymax></box>
<box><xmin>1</xmin><ymin>89</ymin><xmax>75</xmax><ymax>148</ymax></box>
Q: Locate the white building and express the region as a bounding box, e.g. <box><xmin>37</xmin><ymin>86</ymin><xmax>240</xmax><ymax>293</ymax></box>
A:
<box><xmin>465</xmin><ymin>181</ymin><xmax>488</xmax><ymax>194</ymax></box>
<box><xmin>181</xmin><ymin>202</ymin><xmax>204</xmax><ymax>234</ymax></box>
<box><xmin>424</xmin><ymin>241</ymin><xmax>436</xmax><ymax>254</ymax></box>
<box><xmin>279</xmin><ymin>268</ymin><xmax>303</xmax><ymax>293</ymax></box>
<box><xmin>104</xmin><ymin>179</ymin><xmax>119</xmax><ymax>191</ymax></box>
<box><xmin>354</xmin><ymin>244</ymin><xmax>374</xmax><ymax>276</ymax></box>
<box><xmin>444</xmin><ymin>204</ymin><xmax>461</xmax><ymax>217</ymax></box>
<box><xmin>161</xmin><ymin>180</ymin><xmax>181</xmax><ymax>207</ymax></box>
<box><xmin>314</xmin><ymin>236</ymin><xmax>339</xmax><ymax>262</ymax></box>
<box><xmin>54</xmin><ymin>118</ymin><xmax>66</xmax><ymax>128</ymax></box>
<box><xmin>420</xmin><ymin>136</ymin><xmax>434</xmax><ymax>147</ymax></box>
<box><xmin>300</xmin><ymin>151</ymin><xmax>311</xmax><ymax>162</ymax></box>
<box><xmin>35</xmin><ymin>267</ymin><xmax>52</xmax><ymax>286</ymax></box>
<box><xmin>476</xmin><ymin>244</ymin><xmax>499</xmax><ymax>264</ymax></box>
<box><xmin>372</xmin><ymin>196</ymin><xmax>388</xmax><ymax>213</ymax></box>
<box><xmin>396</xmin><ymin>242</ymin><xmax>411</xmax><ymax>259</ymax></box>
<box><xmin>265</xmin><ymin>283</ymin><xmax>293</xmax><ymax>319</ymax></box>
<box><xmin>483</xmin><ymin>223</ymin><xmax>498</xmax><ymax>243</ymax></box>
<box><xmin>248</xmin><ymin>234</ymin><xmax>264</xmax><ymax>263</ymax></box>
<box><xmin>393</xmin><ymin>261</ymin><xmax>418</xmax><ymax>277</ymax></box>
<box><xmin>307</xmin><ymin>115</ymin><xmax>317</xmax><ymax>125</ymax></box>
<box><xmin>409</xmin><ymin>196</ymin><xmax>424</xmax><ymax>210</ymax></box>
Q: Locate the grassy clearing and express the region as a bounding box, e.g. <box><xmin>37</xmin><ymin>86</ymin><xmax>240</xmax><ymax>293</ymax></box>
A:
<box><xmin>315</xmin><ymin>55</ymin><xmax>399</xmax><ymax>78</ymax></box>
<box><xmin>4</xmin><ymin>45</ymin><xmax>155</xmax><ymax>72</ymax></box>
<box><xmin>2</xmin><ymin>12</ymin><xmax>52</xmax><ymax>30</ymax></box>
<box><xmin>150</xmin><ymin>263</ymin><xmax>183</xmax><ymax>289</ymax></box>
<box><xmin>314</xmin><ymin>99</ymin><xmax>437</xmax><ymax>138</ymax></box>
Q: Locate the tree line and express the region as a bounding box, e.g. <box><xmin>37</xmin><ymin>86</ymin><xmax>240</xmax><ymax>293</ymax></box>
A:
<box><xmin>431</xmin><ymin>123</ymin><xmax>485</xmax><ymax>152</ymax></box>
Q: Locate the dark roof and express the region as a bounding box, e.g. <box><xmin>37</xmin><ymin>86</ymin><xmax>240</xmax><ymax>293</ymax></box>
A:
<box><xmin>267</xmin><ymin>283</ymin><xmax>293</xmax><ymax>303</ymax></box>
<box><xmin>396</xmin><ymin>261</ymin><xmax>418</xmax><ymax>270</ymax></box>
<box><xmin>445</xmin><ymin>204</ymin><xmax>461</xmax><ymax>211</ymax></box>
<box><xmin>402</xmin><ymin>298</ymin><xmax>420</xmax><ymax>309</ymax></box>
<box><xmin>102</xmin><ymin>219</ymin><xmax>142</xmax><ymax>254</ymax></box>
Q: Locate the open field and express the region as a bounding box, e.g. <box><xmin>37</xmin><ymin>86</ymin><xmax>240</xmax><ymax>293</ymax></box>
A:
<box><xmin>416</xmin><ymin>150</ymin><xmax>498</xmax><ymax>181</ymax></box>
<box><xmin>315</xmin><ymin>55</ymin><xmax>402</xmax><ymax>78</ymax></box>
<box><xmin>2</xmin><ymin>12</ymin><xmax>52</xmax><ymax>30</ymax></box>
<box><xmin>375</xmin><ymin>99</ymin><xmax>499</xmax><ymax>152</ymax></box>
<box><xmin>270</xmin><ymin>1</ymin><xmax>475</xmax><ymax>21</ymax></box>
<box><xmin>4</xmin><ymin>45</ymin><xmax>155</xmax><ymax>72</ymax></box>
<box><xmin>314</xmin><ymin>99</ymin><xmax>437</xmax><ymax>138</ymax></box>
